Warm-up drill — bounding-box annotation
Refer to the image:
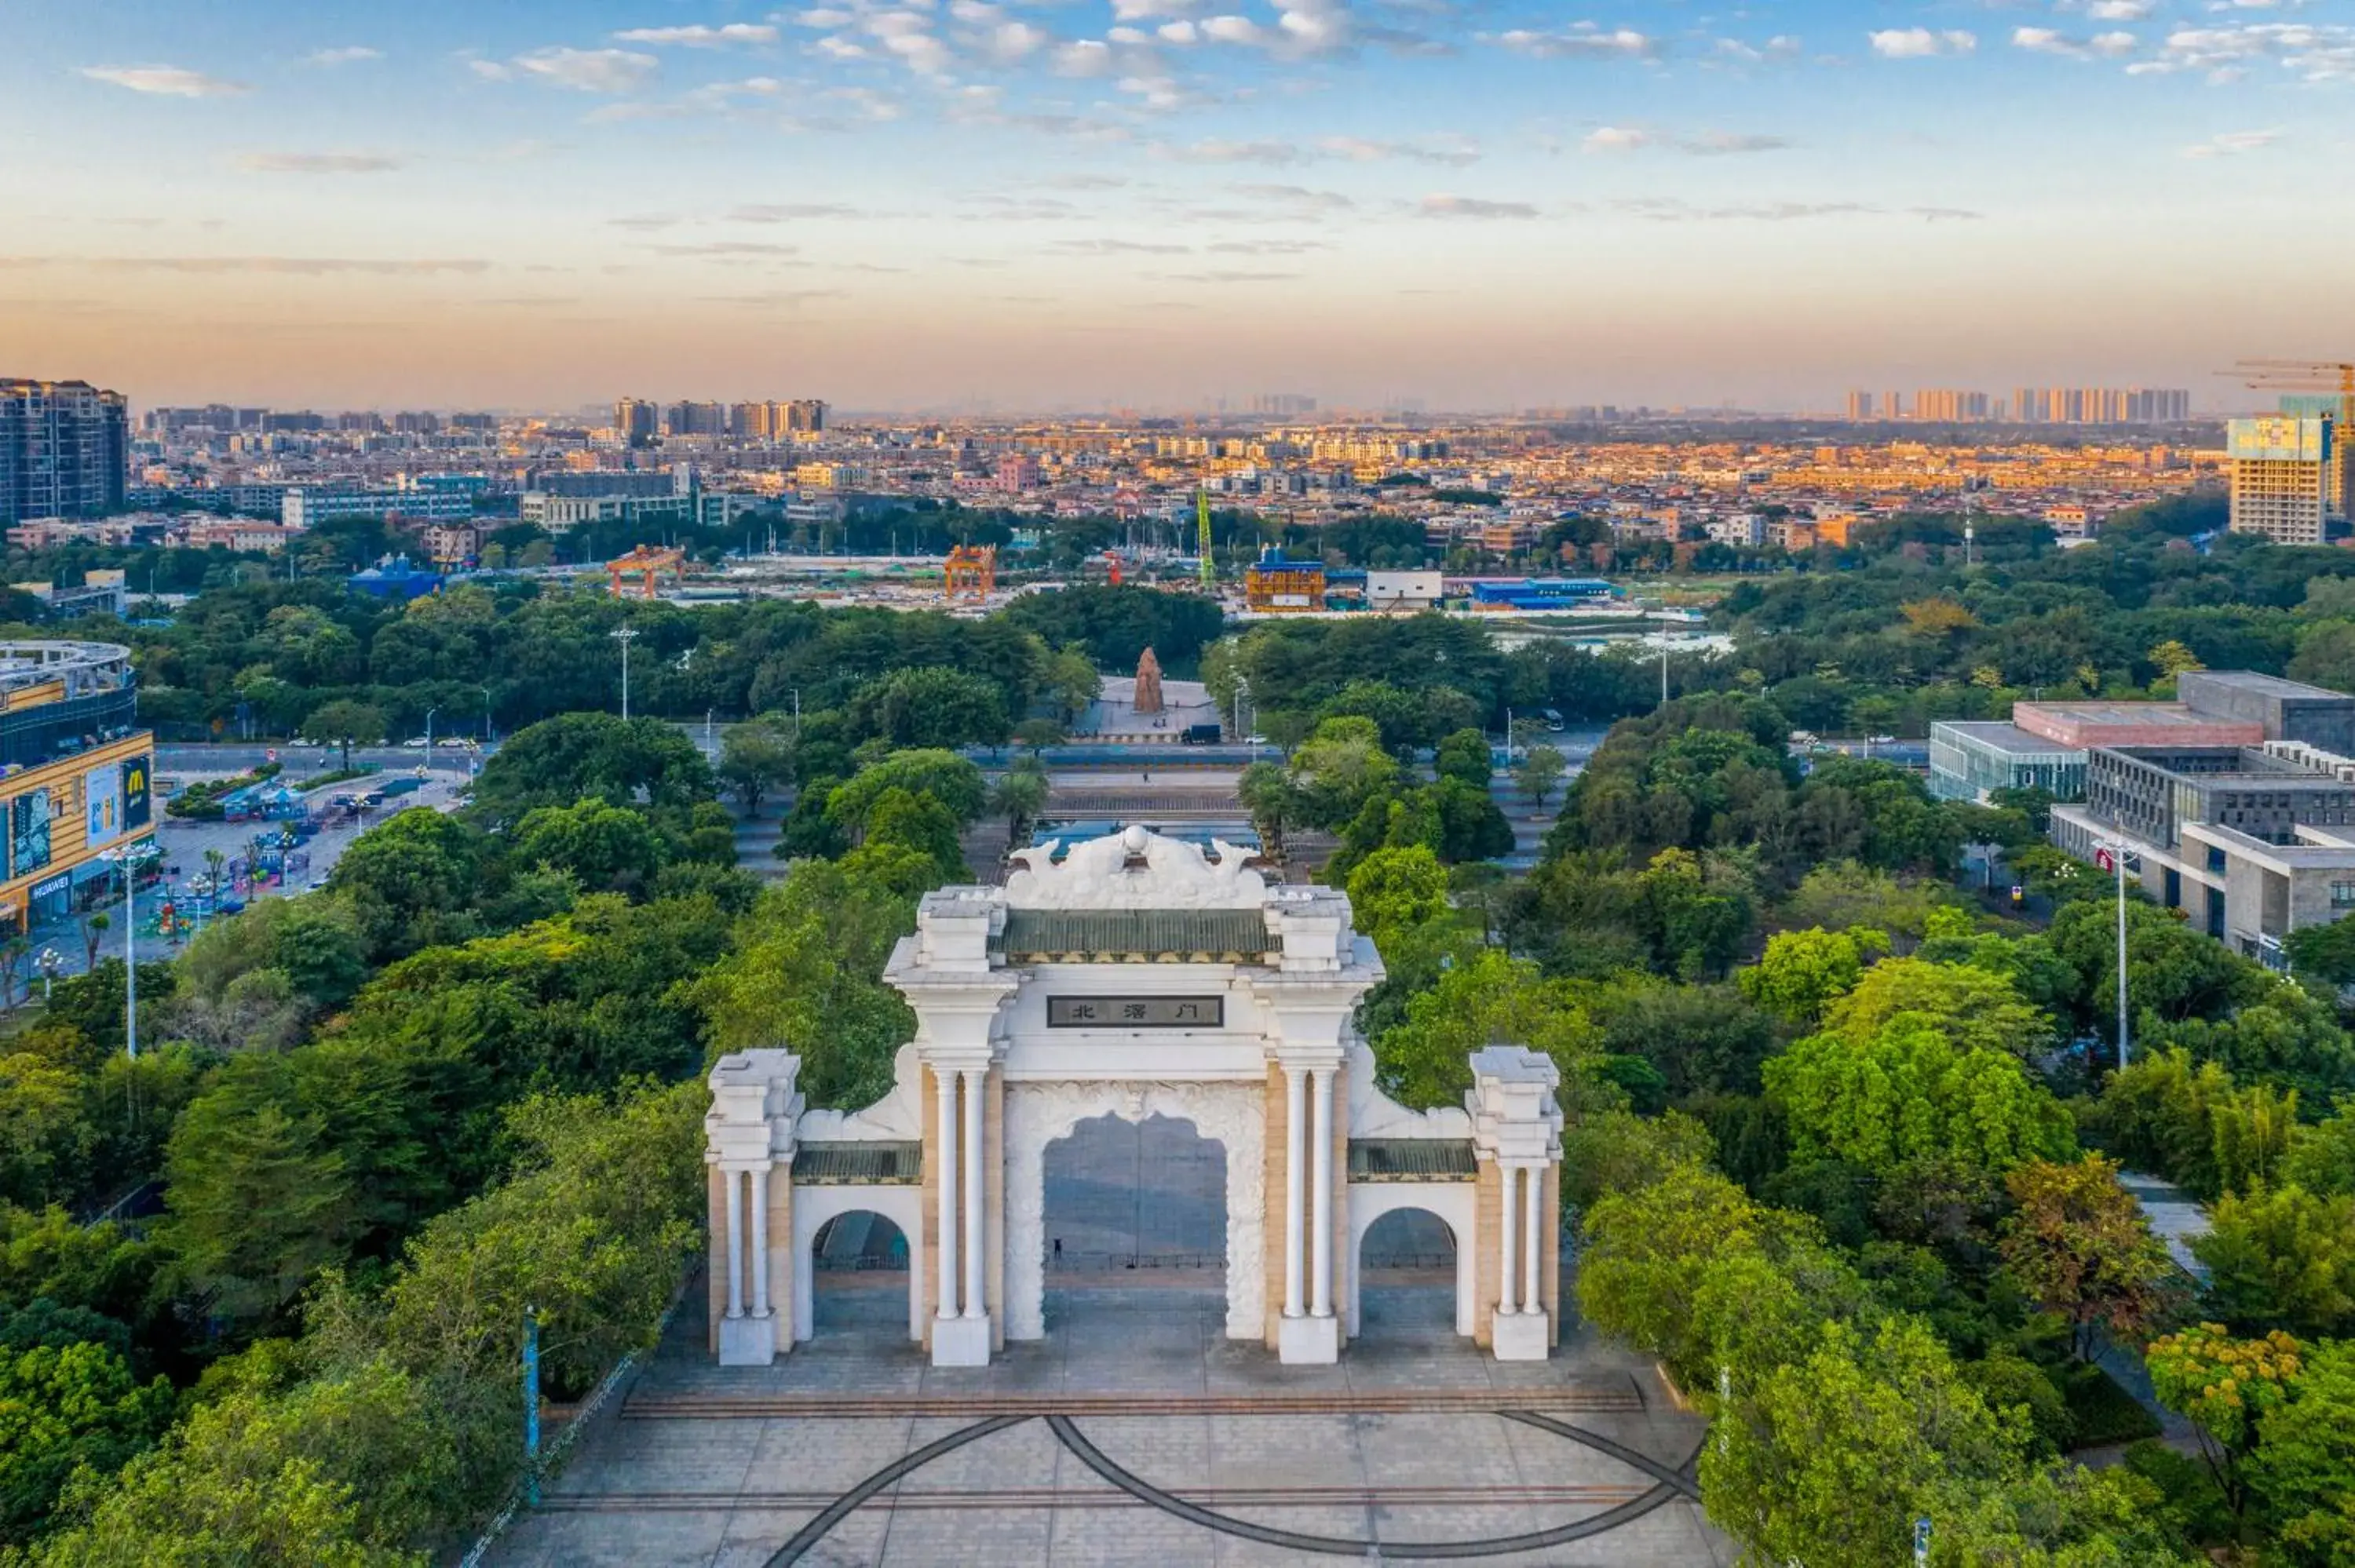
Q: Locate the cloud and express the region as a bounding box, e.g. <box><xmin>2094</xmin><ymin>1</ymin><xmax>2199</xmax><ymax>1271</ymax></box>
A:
<box><xmin>236</xmin><ymin>152</ymin><xmax>403</xmax><ymax>174</ymax></box>
<box><xmin>728</xmin><ymin>203</ymin><xmax>873</xmax><ymax>221</ymax></box>
<box><xmin>78</xmin><ymin>64</ymin><xmax>250</xmax><ymax>97</ymax></box>
<box><xmin>1583</xmin><ymin>126</ymin><xmax>1790</xmax><ymax>155</ymax></box>
<box><xmin>1416</xmin><ymin>195</ymin><xmax>1538</xmax><ymax>219</ymax></box>
<box><xmin>1053</xmin><ymin>238</ymin><xmax>1194</xmax><ymax>253</ymax></box>
<box><xmin>0</xmin><ymin>255</ymin><xmax>490</xmax><ymax>275</ymax></box>
<box><xmin>649</xmin><ymin>241</ymin><xmax>805</xmax><ymax>256</ymax></box>
<box><xmin>305</xmin><ymin>47</ymin><xmax>382</xmax><ymax>67</ymax></box>
<box><xmin>696</xmin><ymin>290</ymin><xmax>849</xmax><ymax>306</ymax></box>
<box><xmin>1207</xmin><ymin>238</ymin><xmax>1331</xmax><ymax>253</ymax></box>
<box><xmin>1160</xmin><ymin>270</ymin><xmax>1302</xmax><ymax>283</ymax></box>
<box><xmin>2183</xmin><ymin>127</ymin><xmax>2284</xmax><ymax>156</ymax></box>
<box><xmin>1868</xmin><ymin>28</ymin><xmax>1977</xmax><ymax>57</ymax></box>
<box><xmin>2137</xmin><ymin>24</ymin><xmax>2355</xmax><ymax>83</ymax></box>
<box><xmin>1231</xmin><ymin>183</ymin><xmax>1356</xmax><ymax>213</ymax></box>
<box><xmin>474</xmin><ymin>47</ymin><xmax>658</xmax><ymax>92</ymax></box>
<box><xmin>1316</xmin><ymin>133</ymin><xmax>1479</xmax><ymax>166</ymax></box>
<box><xmin>1487</xmin><ymin>25</ymin><xmax>1656</xmax><ymax>60</ymax></box>
<box><xmin>2012</xmin><ymin>27</ymin><xmax>2138</xmax><ymax>59</ymax></box>
<box><xmin>1162</xmin><ymin>137</ymin><xmax>1308</xmax><ymax>164</ymax></box>
<box><xmin>612</xmin><ymin>24</ymin><xmax>780</xmax><ymax>47</ymax></box>
<box><xmin>2087</xmin><ymin>0</ymin><xmax>2153</xmax><ymax>18</ymax></box>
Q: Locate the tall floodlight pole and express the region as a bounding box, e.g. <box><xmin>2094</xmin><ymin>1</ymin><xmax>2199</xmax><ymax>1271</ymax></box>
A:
<box><xmin>2095</xmin><ymin>833</ymin><xmax>2132</xmax><ymax>1070</ymax></box>
<box><xmin>612</xmin><ymin>624</ymin><xmax>639</xmax><ymax>720</ymax></box>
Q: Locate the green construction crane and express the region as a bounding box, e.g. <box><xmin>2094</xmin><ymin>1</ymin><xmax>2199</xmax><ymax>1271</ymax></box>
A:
<box><xmin>1197</xmin><ymin>489</ymin><xmax>1216</xmax><ymax>589</ymax></box>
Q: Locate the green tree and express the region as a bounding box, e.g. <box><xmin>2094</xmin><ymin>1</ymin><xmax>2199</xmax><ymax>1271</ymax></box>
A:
<box><xmin>1289</xmin><ymin>716</ymin><xmax>1400</xmax><ymax>831</ymax></box>
<box><xmin>1433</xmin><ymin>727</ymin><xmax>1492</xmax><ymax>789</ymax></box>
<box><xmin>2251</xmin><ymin>1340</ymin><xmax>2355</xmax><ymax>1567</ymax></box>
<box><xmin>159</xmin><ymin>1059</ymin><xmax>356</xmax><ymax>1327</ymax></box>
<box><xmin>0</xmin><ymin>1339</ymin><xmax>173</xmax><ymax>1544</ymax></box>
<box><xmin>2193</xmin><ymin>1183</ymin><xmax>2355</xmax><ymax>1339</ymax></box>
<box><xmin>715</xmin><ymin>717</ymin><xmax>796</xmax><ymax>819</ymax></box>
<box><xmin>1513</xmin><ymin>743</ymin><xmax>1567</xmax><ymax>807</ymax></box>
<box><xmin>823</xmin><ymin>749</ymin><xmax>988</xmax><ymax>838</ymax></box>
<box><xmin>988</xmin><ymin>757</ymin><xmax>1050</xmax><ymax>847</ymax></box>
<box><xmin>1372</xmin><ymin>950</ymin><xmax>1601</xmax><ymax>1111</ymax></box>
<box><xmin>1765</xmin><ymin>1018</ymin><xmax>2074</xmax><ymax>1179</ymax></box>
<box><xmin>1998</xmin><ymin>1154</ymin><xmax>2176</xmax><ymax>1362</ymax></box>
<box><xmin>1824</xmin><ymin>956</ymin><xmax>2054</xmax><ymax>1059</ymax></box>
<box><xmin>513</xmin><ymin>798</ymin><xmax>666</xmax><ymax>895</ymax></box>
<box><xmin>861</xmin><ymin>788</ymin><xmax>969</xmax><ymax>884</ymax></box>
<box><xmin>1702</xmin><ymin>1317</ymin><xmax>2023</xmax><ymax>1568</ymax></box>
<box><xmin>472</xmin><ymin>712</ymin><xmax>714</xmax><ymax>819</ymax></box>
<box><xmin>324</xmin><ymin>808</ymin><xmax>484</xmax><ymax>961</ymax></box>
<box><xmin>299</xmin><ymin>700</ymin><xmax>388</xmax><ymax>771</ymax></box>
<box><xmin>841</xmin><ymin>665</ymin><xmax>1011</xmax><ymax>748</ymax></box>
<box><xmin>1042</xmin><ymin>644</ymin><xmax>1101</xmax><ymax>726</ymax></box>
<box><xmin>1236</xmin><ymin>760</ymin><xmax>1301</xmax><ymax>865</ymax></box>
<box><xmin>2287</xmin><ymin>917</ymin><xmax>2355</xmax><ymax>989</ymax></box>
<box><xmin>1738</xmin><ymin>926</ymin><xmax>1886</xmax><ymax>1028</ymax></box>
<box><xmin>2147</xmin><ymin>1322</ymin><xmax>2304</xmax><ymax>1517</ymax></box>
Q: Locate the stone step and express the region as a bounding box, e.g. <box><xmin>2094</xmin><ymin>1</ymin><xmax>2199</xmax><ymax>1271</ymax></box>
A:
<box><xmin>622</xmin><ymin>1384</ymin><xmax>1645</xmax><ymax>1420</ymax></box>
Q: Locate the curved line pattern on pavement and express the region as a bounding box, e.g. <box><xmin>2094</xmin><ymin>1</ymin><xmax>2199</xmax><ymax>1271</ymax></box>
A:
<box><xmin>1498</xmin><ymin>1410</ymin><xmax>1705</xmax><ymax>1500</ymax></box>
<box><xmin>765</xmin><ymin>1413</ymin><xmax>1035</xmax><ymax>1568</ymax></box>
<box><xmin>762</xmin><ymin>1406</ymin><xmax>1707</xmax><ymax>1566</ymax></box>
<box><xmin>1044</xmin><ymin>1412</ymin><xmax>1687</xmax><ymax>1561</ymax></box>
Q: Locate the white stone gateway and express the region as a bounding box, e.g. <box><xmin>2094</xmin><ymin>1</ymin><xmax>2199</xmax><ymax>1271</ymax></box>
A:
<box><xmin>703</xmin><ymin>826</ymin><xmax>1565</xmax><ymax>1369</ymax></box>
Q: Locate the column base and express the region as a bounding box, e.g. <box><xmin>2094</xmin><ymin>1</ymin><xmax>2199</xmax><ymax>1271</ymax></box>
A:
<box><xmin>1492</xmin><ymin>1311</ymin><xmax>1550</xmax><ymax>1363</ymax></box>
<box><xmin>718</xmin><ymin>1312</ymin><xmax>779</xmax><ymax>1367</ymax></box>
<box><xmin>1279</xmin><ymin>1315</ymin><xmax>1341</xmax><ymax>1365</ymax></box>
<box><xmin>932</xmin><ymin>1314</ymin><xmax>993</xmax><ymax>1368</ymax></box>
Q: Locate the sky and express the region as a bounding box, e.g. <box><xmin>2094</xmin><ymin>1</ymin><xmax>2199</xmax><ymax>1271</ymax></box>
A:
<box><xmin>2</xmin><ymin>0</ymin><xmax>2350</xmax><ymax>413</ymax></box>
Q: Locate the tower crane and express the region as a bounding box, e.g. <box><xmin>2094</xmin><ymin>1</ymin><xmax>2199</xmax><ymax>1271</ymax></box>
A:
<box><xmin>1197</xmin><ymin>489</ymin><xmax>1216</xmax><ymax>590</ymax></box>
<box><xmin>2232</xmin><ymin>359</ymin><xmax>2355</xmax><ymax>509</ymax></box>
<box><xmin>2232</xmin><ymin>359</ymin><xmax>2355</xmax><ymax>434</ymax></box>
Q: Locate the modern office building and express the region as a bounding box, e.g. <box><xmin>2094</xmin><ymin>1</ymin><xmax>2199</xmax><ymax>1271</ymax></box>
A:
<box><xmin>1926</xmin><ymin>721</ymin><xmax>2089</xmax><ymax>802</ymax></box>
<box><xmin>2229</xmin><ymin>415</ymin><xmax>2336</xmax><ymax>544</ymax></box>
<box><xmin>0</xmin><ymin>641</ymin><xmax>153</xmax><ymax>934</ymax></box>
<box><xmin>0</xmin><ymin>379</ymin><xmax>129</xmax><ymax>526</ymax></box>
<box><xmin>2006</xmin><ymin>672</ymin><xmax>2355</xmax><ymax>963</ymax></box>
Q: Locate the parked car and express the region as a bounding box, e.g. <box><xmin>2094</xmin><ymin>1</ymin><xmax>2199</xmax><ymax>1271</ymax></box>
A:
<box><xmin>401</xmin><ymin>737</ymin><xmax>429</xmax><ymax>749</ymax></box>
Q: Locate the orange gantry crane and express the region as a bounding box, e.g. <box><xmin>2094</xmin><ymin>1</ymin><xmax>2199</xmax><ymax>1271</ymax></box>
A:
<box><xmin>607</xmin><ymin>545</ymin><xmax>686</xmax><ymax>599</ymax></box>
<box><xmin>944</xmin><ymin>543</ymin><xmax>997</xmax><ymax>601</ymax></box>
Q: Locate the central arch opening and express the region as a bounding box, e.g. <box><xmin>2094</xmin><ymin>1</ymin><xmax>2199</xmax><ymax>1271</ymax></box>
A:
<box><xmin>1041</xmin><ymin>1113</ymin><xmax>1225</xmax><ymax>1327</ymax></box>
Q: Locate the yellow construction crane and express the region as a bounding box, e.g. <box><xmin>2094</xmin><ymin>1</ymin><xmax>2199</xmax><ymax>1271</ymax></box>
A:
<box><xmin>2233</xmin><ymin>359</ymin><xmax>2355</xmax><ymax>506</ymax></box>
<box><xmin>2233</xmin><ymin>358</ymin><xmax>2355</xmax><ymax>434</ymax></box>
<box><xmin>1197</xmin><ymin>488</ymin><xmax>1216</xmax><ymax>589</ymax></box>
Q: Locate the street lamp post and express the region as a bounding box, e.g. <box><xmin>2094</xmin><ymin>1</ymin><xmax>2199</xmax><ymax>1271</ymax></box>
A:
<box><xmin>97</xmin><ymin>841</ymin><xmax>157</xmax><ymax>1059</ymax></box>
<box><xmin>612</xmin><ymin>625</ymin><xmax>639</xmax><ymax>720</ymax></box>
<box><xmin>424</xmin><ymin>706</ymin><xmax>440</xmax><ymax>757</ymax></box>
<box><xmin>36</xmin><ymin>946</ymin><xmax>60</xmax><ymax>1002</ymax></box>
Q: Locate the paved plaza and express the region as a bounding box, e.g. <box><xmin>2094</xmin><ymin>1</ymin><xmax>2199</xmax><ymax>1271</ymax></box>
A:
<box><xmin>493</xmin><ymin>1120</ymin><xmax>1729</xmax><ymax>1568</ymax></box>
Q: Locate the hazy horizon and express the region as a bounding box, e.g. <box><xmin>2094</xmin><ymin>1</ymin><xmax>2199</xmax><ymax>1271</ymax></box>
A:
<box><xmin>7</xmin><ymin>0</ymin><xmax>2349</xmax><ymax>410</ymax></box>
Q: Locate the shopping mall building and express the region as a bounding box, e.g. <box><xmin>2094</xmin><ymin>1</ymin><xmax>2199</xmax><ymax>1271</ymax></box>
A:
<box><xmin>0</xmin><ymin>641</ymin><xmax>153</xmax><ymax>932</ymax></box>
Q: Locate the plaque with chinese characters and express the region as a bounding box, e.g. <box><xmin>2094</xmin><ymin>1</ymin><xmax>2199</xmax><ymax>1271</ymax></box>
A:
<box><xmin>1046</xmin><ymin>996</ymin><xmax>1225</xmax><ymax>1029</ymax></box>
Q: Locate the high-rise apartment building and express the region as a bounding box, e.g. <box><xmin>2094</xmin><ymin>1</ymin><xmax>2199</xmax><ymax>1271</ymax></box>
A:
<box><xmin>2229</xmin><ymin>416</ymin><xmax>2336</xmax><ymax>544</ymax></box>
<box><xmin>614</xmin><ymin>398</ymin><xmax>659</xmax><ymax>447</ymax></box>
<box><xmin>662</xmin><ymin>401</ymin><xmax>726</xmax><ymax>438</ymax></box>
<box><xmin>1914</xmin><ymin>389</ymin><xmax>1991</xmax><ymax>421</ymax></box>
<box><xmin>785</xmin><ymin>399</ymin><xmax>827</xmax><ymax>433</ymax></box>
<box><xmin>1846</xmin><ymin>391</ymin><xmax>1876</xmax><ymax>421</ymax></box>
<box><xmin>0</xmin><ymin>379</ymin><xmax>128</xmax><ymax>526</ymax></box>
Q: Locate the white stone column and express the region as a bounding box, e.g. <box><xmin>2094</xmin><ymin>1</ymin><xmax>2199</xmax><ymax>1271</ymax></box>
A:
<box><xmin>1283</xmin><ymin>1067</ymin><xmax>1305</xmax><ymax>1318</ymax></box>
<box><xmin>937</xmin><ymin>1067</ymin><xmax>960</xmax><ymax>1321</ymax></box>
<box><xmin>750</xmin><ymin>1164</ymin><xmax>772</xmax><ymax>1318</ymax></box>
<box><xmin>961</xmin><ymin>1067</ymin><xmax>985</xmax><ymax>1321</ymax></box>
<box><xmin>1309</xmin><ymin>1067</ymin><xmax>1334</xmax><ymax>1320</ymax></box>
<box><xmin>724</xmin><ymin>1168</ymin><xmax>746</xmax><ymax>1319</ymax></box>
<box><xmin>1520</xmin><ymin>1163</ymin><xmax>1542</xmax><ymax>1315</ymax></box>
<box><xmin>1496</xmin><ymin>1163</ymin><xmax>1519</xmax><ymax>1318</ymax></box>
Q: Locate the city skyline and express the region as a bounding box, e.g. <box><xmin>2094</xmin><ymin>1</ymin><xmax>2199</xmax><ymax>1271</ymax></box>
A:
<box><xmin>5</xmin><ymin>0</ymin><xmax>2351</xmax><ymax>409</ymax></box>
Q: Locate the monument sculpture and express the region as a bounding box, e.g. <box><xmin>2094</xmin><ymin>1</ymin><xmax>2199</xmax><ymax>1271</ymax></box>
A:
<box><xmin>703</xmin><ymin>827</ymin><xmax>1565</xmax><ymax>1369</ymax></box>
<box><xmin>1133</xmin><ymin>647</ymin><xmax>1164</xmax><ymax>715</ymax></box>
